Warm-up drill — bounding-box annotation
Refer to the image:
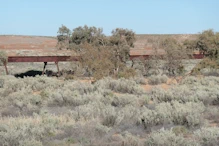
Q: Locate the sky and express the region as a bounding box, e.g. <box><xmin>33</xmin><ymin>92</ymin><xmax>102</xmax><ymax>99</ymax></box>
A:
<box><xmin>0</xmin><ymin>0</ymin><xmax>219</xmax><ymax>36</ymax></box>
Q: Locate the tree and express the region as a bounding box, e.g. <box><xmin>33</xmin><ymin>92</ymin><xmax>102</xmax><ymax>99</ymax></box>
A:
<box><xmin>79</xmin><ymin>43</ymin><xmax>114</xmax><ymax>79</ymax></box>
<box><xmin>57</xmin><ymin>25</ymin><xmax>71</xmax><ymax>50</ymax></box>
<box><xmin>0</xmin><ymin>51</ymin><xmax>8</xmax><ymax>74</ymax></box>
<box><xmin>57</xmin><ymin>24</ymin><xmax>71</xmax><ymax>36</ymax></box>
<box><xmin>109</xmin><ymin>28</ymin><xmax>136</xmax><ymax>74</ymax></box>
<box><xmin>196</xmin><ymin>29</ymin><xmax>219</xmax><ymax>55</ymax></box>
<box><xmin>187</xmin><ymin>29</ymin><xmax>219</xmax><ymax>74</ymax></box>
<box><xmin>110</xmin><ymin>28</ymin><xmax>135</xmax><ymax>47</ymax></box>
<box><xmin>56</xmin><ymin>25</ymin><xmax>136</xmax><ymax>79</ymax></box>
<box><xmin>69</xmin><ymin>25</ymin><xmax>108</xmax><ymax>51</ymax></box>
<box><xmin>161</xmin><ymin>38</ymin><xmax>191</xmax><ymax>75</ymax></box>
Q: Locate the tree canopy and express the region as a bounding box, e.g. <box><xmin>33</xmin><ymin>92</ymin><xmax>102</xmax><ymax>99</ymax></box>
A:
<box><xmin>56</xmin><ymin>25</ymin><xmax>136</xmax><ymax>79</ymax></box>
<box><xmin>184</xmin><ymin>29</ymin><xmax>219</xmax><ymax>74</ymax></box>
<box><xmin>0</xmin><ymin>51</ymin><xmax>7</xmax><ymax>65</ymax></box>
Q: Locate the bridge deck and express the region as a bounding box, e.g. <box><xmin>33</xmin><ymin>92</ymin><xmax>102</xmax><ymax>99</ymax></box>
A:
<box><xmin>8</xmin><ymin>56</ymin><xmax>80</xmax><ymax>62</ymax></box>
<box><xmin>3</xmin><ymin>53</ymin><xmax>204</xmax><ymax>75</ymax></box>
<box><xmin>7</xmin><ymin>53</ymin><xmax>204</xmax><ymax>63</ymax></box>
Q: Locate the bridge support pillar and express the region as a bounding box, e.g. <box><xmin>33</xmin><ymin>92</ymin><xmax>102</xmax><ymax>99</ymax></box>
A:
<box><xmin>42</xmin><ymin>62</ymin><xmax>47</xmax><ymax>75</ymax></box>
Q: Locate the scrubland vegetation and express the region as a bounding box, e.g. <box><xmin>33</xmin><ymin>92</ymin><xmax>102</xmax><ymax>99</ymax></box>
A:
<box><xmin>0</xmin><ymin>75</ymin><xmax>219</xmax><ymax>146</ymax></box>
<box><xmin>1</xmin><ymin>27</ymin><xmax>219</xmax><ymax>145</ymax></box>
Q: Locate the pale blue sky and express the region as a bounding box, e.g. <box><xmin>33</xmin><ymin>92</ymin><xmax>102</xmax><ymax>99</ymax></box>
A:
<box><xmin>0</xmin><ymin>0</ymin><xmax>218</xmax><ymax>36</ymax></box>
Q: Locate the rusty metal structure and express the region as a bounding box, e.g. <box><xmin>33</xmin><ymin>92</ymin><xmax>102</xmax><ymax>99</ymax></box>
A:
<box><xmin>4</xmin><ymin>56</ymin><xmax>80</xmax><ymax>76</ymax></box>
<box><xmin>3</xmin><ymin>53</ymin><xmax>204</xmax><ymax>75</ymax></box>
<box><xmin>130</xmin><ymin>53</ymin><xmax>204</xmax><ymax>60</ymax></box>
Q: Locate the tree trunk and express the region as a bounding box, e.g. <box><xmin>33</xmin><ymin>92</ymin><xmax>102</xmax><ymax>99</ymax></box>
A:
<box><xmin>3</xmin><ymin>62</ymin><xmax>8</xmax><ymax>75</ymax></box>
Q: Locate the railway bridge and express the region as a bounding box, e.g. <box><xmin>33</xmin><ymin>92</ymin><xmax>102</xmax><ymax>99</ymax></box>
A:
<box><xmin>2</xmin><ymin>52</ymin><xmax>204</xmax><ymax>75</ymax></box>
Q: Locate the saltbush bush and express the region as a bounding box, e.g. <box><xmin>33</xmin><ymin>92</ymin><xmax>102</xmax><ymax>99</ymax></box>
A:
<box><xmin>0</xmin><ymin>113</ymin><xmax>67</xmax><ymax>146</ymax></box>
<box><xmin>194</xmin><ymin>127</ymin><xmax>219</xmax><ymax>146</ymax></box>
<box><xmin>148</xmin><ymin>75</ymin><xmax>168</xmax><ymax>85</ymax></box>
<box><xmin>145</xmin><ymin>128</ymin><xmax>196</xmax><ymax>146</ymax></box>
<box><xmin>150</xmin><ymin>77</ymin><xmax>219</xmax><ymax>105</ymax></box>
<box><xmin>1</xmin><ymin>75</ymin><xmax>219</xmax><ymax>145</ymax></box>
<box><xmin>139</xmin><ymin>101</ymin><xmax>205</xmax><ymax>128</ymax></box>
<box><xmin>95</xmin><ymin>77</ymin><xmax>145</xmax><ymax>95</ymax></box>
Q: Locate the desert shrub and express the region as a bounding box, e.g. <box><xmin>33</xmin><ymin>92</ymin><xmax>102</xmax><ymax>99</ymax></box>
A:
<box><xmin>150</xmin><ymin>79</ymin><xmax>219</xmax><ymax>105</ymax></box>
<box><xmin>122</xmin><ymin>131</ymin><xmax>142</xmax><ymax>146</ymax></box>
<box><xmin>95</xmin><ymin>123</ymin><xmax>112</xmax><ymax>136</ymax></box>
<box><xmin>0</xmin><ymin>76</ymin><xmax>62</xmax><ymax>98</ymax></box>
<box><xmin>0</xmin><ymin>76</ymin><xmax>28</xmax><ymax>96</ymax></box>
<box><xmin>64</xmin><ymin>74</ymin><xmax>75</xmax><ymax>80</ymax></box>
<box><xmin>145</xmin><ymin>129</ymin><xmax>196</xmax><ymax>146</ymax></box>
<box><xmin>194</xmin><ymin>127</ymin><xmax>219</xmax><ymax>146</ymax></box>
<box><xmin>155</xmin><ymin>102</ymin><xmax>173</xmax><ymax>124</ymax></box>
<box><xmin>133</xmin><ymin>76</ymin><xmax>147</xmax><ymax>85</ymax></box>
<box><xmin>2</xmin><ymin>74</ymin><xmax>218</xmax><ymax>145</ymax></box>
<box><xmin>101</xmin><ymin>106</ymin><xmax>117</xmax><ymax>127</ymax></box>
<box><xmin>139</xmin><ymin>107</ymin><xmax>156</xmax><ymax>129</ymax></box>
<box><xmin>117</xmin><ymin>68</ymin><xmax>136</xmax><ymax>79</ymax></box>
<box><xmin>112</xmin><ymin>94</ymin><xmax>139</xmax><ymax>107</ymax></box>
<box><xmin>102</xmin><ymin>115</ymin><xmax>117</xmax><ymax>127</ymax></box>
<box><xmin>172</xmin><ymin>126</ymin><xmax>188</xmax><ymax>136</ymax></box>
<box><xmin>180</xmin><ymin>76</ymin><xmax>203</xmax><ymax>85</ymax></box>
<box><xmin>150</xmin><ymin>87</ymin><xmax>174</xmax><ymax>103</ymax></box>
<box><xmin>138</xmin><ymin>95</ymin><xmax>150</xmax><ymax>106</ymax></box>
<box><xmin>150</xmin><ymin>86</ymin><xmax>200</xmax><ymax>103</ymax></box>
<box><xmin>139</xmin><ymin>101</ymin><xmax>205</xmax><ymax>128</ymax></box>
<box><xmin>148</xmin><ymin>75</ymin><xmax>168</xmax><ymax>85</ymax></box>
<box><xmin>69</xmin><ymin>101</ymin><xmax>106</xmax><ymax>121</ymax></box>
<box><xmin>0</xmin><ymin>113</ymin><xmax>66</xmax><ymax>146</ymax></box>
<box><xmin>95</xmin><ymin>77</ymin><xmax>145</xmax><ymax>95</ymax></box>
<box><xmin>116</xmin><ymin>105</ymin><xmax>141</xmax><ymax>126</ymax></box>
<box><xmin>64</xmin><ymin>81</ymin><xmax>95</xmax><ymax>95</ymax></box>
<box><xmin>171</xmin><ymin>101</ymin><xmax>205</xmax><ymax>127</ymax></box>
<box><xmin>101</xmin><ymin>104</ymin><xmax>142</xmax><ymax>127</ymax></box>
<box><xmin>0</xmin><ymin>89</ymin><xmax>42</xmax><ymax>116</ymax></box>
<box><xmin>50</xmin><ymin>89</ymin><xmax>90</xmax><ymax>107</ymax></box>
<box><xmin>205</xmin><ymin>106</ymin><xmax>219</xmax><ymax>122</ymax></box>
<box><xmin>181</xmin><ymin>76</ymin><xmax>219</xmax><ymax>87</ymax></box>
<box><xmin>19</xmin><ymin>139</ymin><xmax>43</xmax><ymax>146</ymax></box>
